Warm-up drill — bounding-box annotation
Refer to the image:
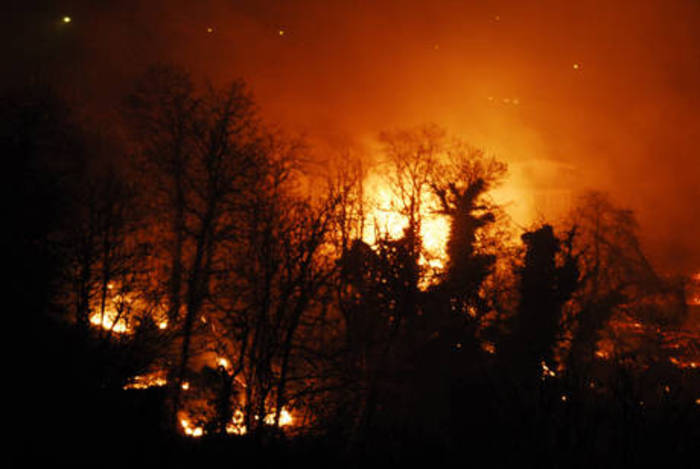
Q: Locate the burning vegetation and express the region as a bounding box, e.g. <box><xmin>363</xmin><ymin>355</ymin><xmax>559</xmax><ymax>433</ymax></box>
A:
<box><xmin>11</xmin><ymin>64</ymin><xmax>699</xmax><ymax>466</ymax></box>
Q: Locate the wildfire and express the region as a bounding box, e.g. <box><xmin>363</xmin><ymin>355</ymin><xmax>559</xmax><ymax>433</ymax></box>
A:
<box><xmin>481</xmin><ymin>341</ymin><xmax>496</xmax><ymax>355</ymax></box>
<box><xmin>689</xmin><ymin>272</ymin><xmax>700</xmax><ymax>306</ymax></box>
<box><xmin>180</xmin><ymin>416</ymin><xmax>204</xmax><ymax>438</ymax></box>
<box><xmin>86</xmin><ymin>283</ymin><xmax>169</xmax><ymax>334</ymax></box>
<box><xmin>217</xmin><ymin>357</ymin><xmax>230</xmax><ymax>370</ymax></box>
<box><xmin>264</xmin><ymin>408</ymin><xmax>294</xmax><ymax>426</ymax></box>
<box><xmin>89</xmin><ymin>311</ymin><xmax>129</xmax><ymax>334</ymax></box>
<box><xmin>123</xmin><ymin>370</ymin><xmax>168</xmax><ymax>390</ymax></box>
<box><xmin>669</xmin><ymin>357</ymin><xmax>698</xmax><ymax>369</ymax></box>
<box><xmin>175</xmin><ymin>407</ymin><xmax>295</xmax><ymax>437</ymax></box>
<box><xmin>362</xmin><ymin>175</ymin><xmax>449</xmax><ymax>270</ymax></box>
<box><xmin>541</xmin><ymin>360</ymin><xmax>557</xmax><ymax>380</ymax></box>
<box><xmin>226</xmin><ymin>409</ymin><xmax>247</xmax><ymax>435</ymax></box>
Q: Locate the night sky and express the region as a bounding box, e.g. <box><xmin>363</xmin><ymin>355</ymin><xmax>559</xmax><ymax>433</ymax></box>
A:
<box><xmin>7</xmin><ymin>0</ymin><xmax>699</xmax><ymax>273</ymax></box>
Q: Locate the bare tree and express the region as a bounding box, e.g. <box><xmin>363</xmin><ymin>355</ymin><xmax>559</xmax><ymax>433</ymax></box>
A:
<box><xmin>125</xmin><ymin>65</ymin><xmax>264</xmax><ymax>419</ymax></box>
<box><xmin>234</xmin><ymin>153</ymin><xmax>341</xmax><ymax>433</ymax></box>
<box><xmin>378</xmin><ymin>124</ymin><xmax>444</xmax><ymax>257</ymax></box>
<box><xmin>563</xmin><ymin>191</ymin><xmax>686</xmax><ymax>372</ymax></box>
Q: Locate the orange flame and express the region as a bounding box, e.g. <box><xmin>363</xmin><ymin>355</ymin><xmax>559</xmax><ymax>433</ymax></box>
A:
<box><xmin>123</xmin><ymin>370</ymin><xmax>168</xmax><ymax>390</ymax></box>
<box><xmin>362</xmin><ymin>175</ymin><xmax>449</xmax><ymax>271</ymax></box>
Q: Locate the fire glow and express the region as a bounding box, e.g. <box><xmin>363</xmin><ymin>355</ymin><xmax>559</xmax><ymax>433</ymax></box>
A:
<box><xmin>89</xmin><ymin>311</ymin><xmax>129</xmax><ymax>334</ymax></box>
<box><xmin>362</xmin><ymin>173</ymin><xmax>449</xmax><ymax>270</ymax></box>
<box><xmin>179</xmin><ymin>407</ymin><xmax>294</xmax><ymax>438</ymax></box>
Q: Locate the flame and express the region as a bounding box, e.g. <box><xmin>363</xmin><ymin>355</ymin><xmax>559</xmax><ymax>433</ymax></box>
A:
<box><xmin>362</xmin><ymin>175</ymin><xmax>449</xmax><ymax>270</ymax></box>
<box><xmin>90</xmin><ymin>311</ymin><xmax>129</xmax><ymax>334</ymax></box>
<box><xmin>224</xmin><ymin>408</ymin><xmax>296</xmax><ymax>436</ymax></box>
<box><xmin>87</xmin><ymin>283</ymin><xmax>169</xmax><ymax>334</ymax></box>
<box><xmin>689</xmin><ymin>272</ymin><xmax>700</xmax><ymax>306</ymax></box>
<box><xmin>597</xmin><ymin>313</ymin><xmax>699</xmax><ymax>369</ymax></box>
<box><xmin>541</xmin><ymin>360</ymin><xmax>557</xmax><ymax>380</ymax></box>
<box><xmin>180</xmin><ymin>416</ymin><xmax>204</xmax><ymax>438</ymax></box>
<box><xmin>263</xmin><ymin>408</ymin><xmax>294</xmax><ymax>426</ymax></box>
<box><xmin>123</xmin><ymin>370</ymin><xmax>167</xmax><ymax>390</ymax></box>
<box><xmin>226</xmin><ymin>409</ymin><xmax>247</xmax><ymax>435</ymax></box>
<box><xmin>217</xmin><ymin>357</ymin><xmax>230</xmax><ymax>370</ymax></box>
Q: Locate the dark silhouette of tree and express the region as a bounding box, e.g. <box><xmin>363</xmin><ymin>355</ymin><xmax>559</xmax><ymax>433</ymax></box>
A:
<box><xmin>335</xmin><ymin>128</ymin><xmax>512</xmax><ymax>454</ymax></box>
<box><xmin>501</xmin><ymin>224</ymin><xmax>579</xmax><ymax>384</ymax></box>
<box><xmin>187</xmin><ymin>139</ymin><xmax>344</xmax><ymax>436</ymax></box>
<box><xmin>125</xmin><ymin>65</ymin><xmax>265</xmax><ymax>419</ymax></box>
<box><xmin>2</xmin><ymin>86</ymin><xmax>84</xmax><ymax>328</ymax></box>
<box><xmin>564</xmin><ymin>192</ymin><xmax>688</xmax><ymax>374</ymax></box>
<box><xmin>429</xmin><ymin>145</ymin><xmax>507</xmax><ymax>320</ymax></box>
<box><xmin>337</xmin><ymin>233</ymin><xmax>424</xmax><ymax>450</ymax></box>
<box><xmin>124</xmin><ymin>65</ymin><xmax>196</xmax><ymax>327</ymax></box>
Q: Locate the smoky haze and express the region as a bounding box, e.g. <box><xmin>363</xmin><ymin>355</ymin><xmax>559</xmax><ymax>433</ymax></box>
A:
<box><xmin>7</xmin><ymin>0</ymin><xmax>699</xmax><ymax>273</ymax></box>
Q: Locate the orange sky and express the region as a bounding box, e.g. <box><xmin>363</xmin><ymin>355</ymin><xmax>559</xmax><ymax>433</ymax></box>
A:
<box><xmin>8</xmin><ymin>0</ymin><xmax>700</xmax><ymax>273</ymax></box>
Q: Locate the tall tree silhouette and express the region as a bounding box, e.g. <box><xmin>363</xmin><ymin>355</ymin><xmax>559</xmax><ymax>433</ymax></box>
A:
<box><xmin>429</xmin><ymin>146</ymin><xmax>507</xmax><ymax>319</ymax></box>
<box><xmin>502</xmin><ymin>224</ymin><xmax>579</xmax><ymax>384</ymax></box>
<box><xmin>565</xmin><ymin>192</ymin><xmax>687</xmax><ymax>373</ymax></box>
<box><xmin>125</xmin><ymin>65</ymin><xmax>264</xmax><ymax>418</ymax></box>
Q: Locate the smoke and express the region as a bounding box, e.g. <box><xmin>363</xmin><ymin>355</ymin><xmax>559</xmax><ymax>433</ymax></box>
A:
<box><xmin>6</xmin><ymin>0</ymin><xmax>699</xmax><ymax>273</ymax></box>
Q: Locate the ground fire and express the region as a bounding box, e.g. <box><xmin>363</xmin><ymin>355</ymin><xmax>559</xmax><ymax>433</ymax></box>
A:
<box><xmin>12</xmin><ymin>2</ymin><xmax>699</xmax><ymax>466</ymax></box>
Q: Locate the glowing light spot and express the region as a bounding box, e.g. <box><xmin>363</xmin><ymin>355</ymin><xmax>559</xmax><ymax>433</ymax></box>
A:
<box><xmin>217</xmin><ymin>357</ymin><xmax>230</xmax><ymax>370</ymax></box>
<box><xmin>264</xmin><ymin>408</ymin><xmax>294</xmax><ymax>426</ymax></box>
<box><xmin>90</xmin><ymin>312</ymin><xmax>129</xmax><ymax>334</ymax></box>
<box><xmin>181</xmin><ymin>381</ymin><xmax>190</xmax><ymax>391</ymax></box>
<box><xmin>227</xmin><ymin>409</ymin><xmax>247</xmax><ymax>435</ymax></box>
<box><xmin>560</xmin><ymin>394</ymin><xmax>567</xmax><ymax>402</ymax></box>
<box><xmin>278</xmin><ymin>408</ymin><xmax>293</xmax><ymax>426</ymax></box>
<box><xmin>62</xmin><ymin>16</ymin><xmax>71</xmax><ymax>24</ymax></box>
<box><xmin>158</xmin><ymin>320</ymin><xmax>168</xmax><ymax>330</ymax></box>
<box><xmin>572</xmin><ymin>63</ymin><xmax>582</xmax><ymax>70</ymax></box>
<box><xmin>278</xmin><ymin>29</ymin><xmax>285</xmax><ymax>36</ymax></box>
<box><xmin>180</xmin><ymin>414</ymin><xmax>204</xmax><ymax>438</ymax></box>
<box><xmin>206</xmin><ymin>27</ymin><xmax>214</xmax><ymax>33</ymax></box>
